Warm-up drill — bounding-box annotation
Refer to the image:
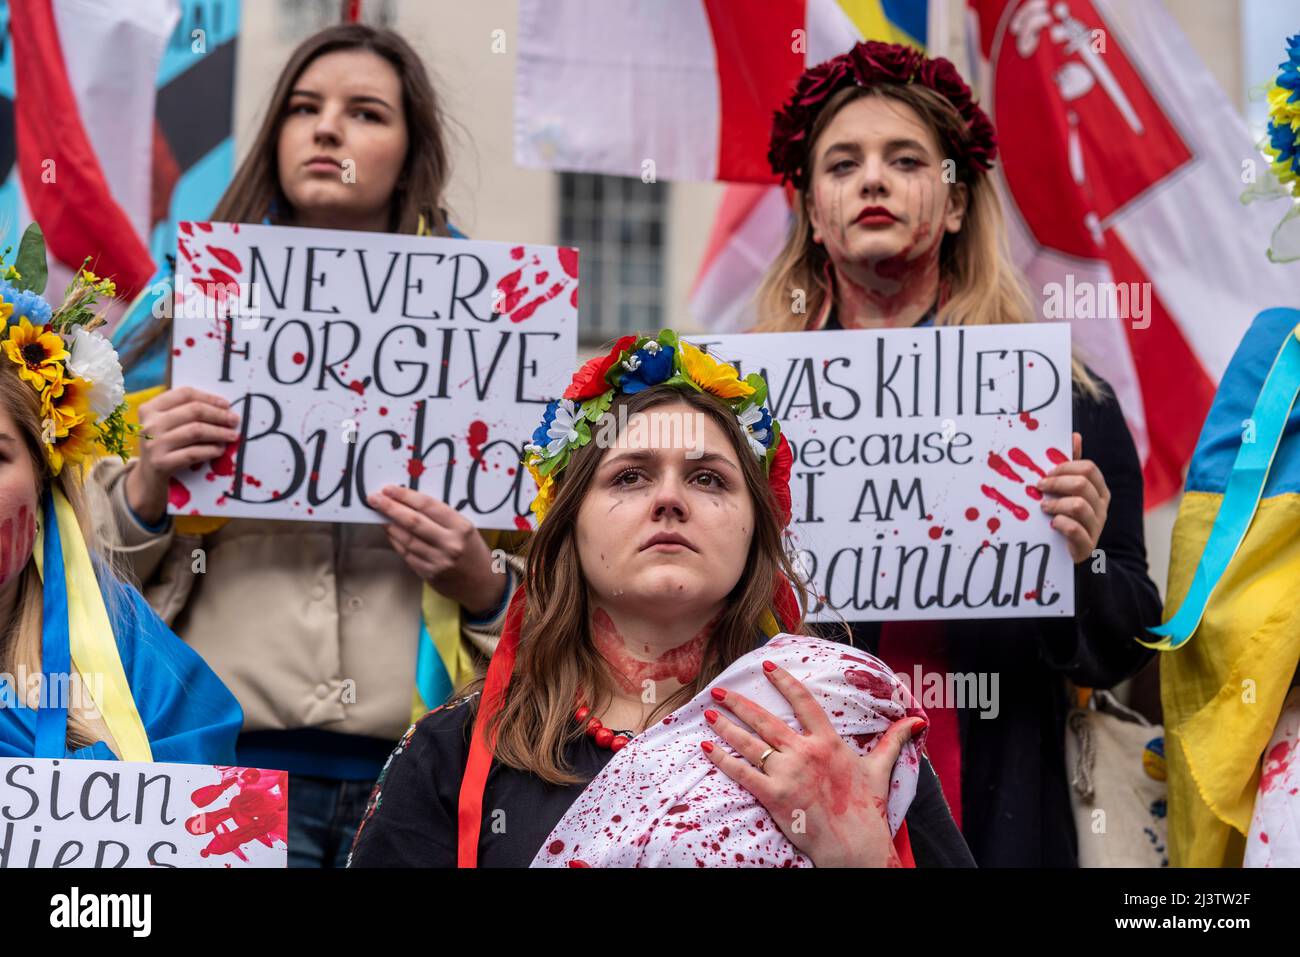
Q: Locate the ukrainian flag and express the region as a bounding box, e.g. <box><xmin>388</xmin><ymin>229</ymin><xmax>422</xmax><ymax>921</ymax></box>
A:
<box><xmin>1155</xmin><ymin>308</ymin><xmax>1300</xmax><ymax>867</ymax></box>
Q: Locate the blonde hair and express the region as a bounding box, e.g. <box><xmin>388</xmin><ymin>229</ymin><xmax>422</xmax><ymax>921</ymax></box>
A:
<box><xmin>755</xmin><ymin>84</ymin><xmax>1101</xmax><ymax>398</ymax></box>
<box><xmin>0</xmin><ymin>370</ymin><xmax>120</xmax><ymax>754</ymax></box>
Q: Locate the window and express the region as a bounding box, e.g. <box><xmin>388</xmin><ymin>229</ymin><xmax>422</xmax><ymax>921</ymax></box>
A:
<box><xmin>559</xmin><ymin>173</ymin><xmax>668</xmax><ymax>344</ymax></box>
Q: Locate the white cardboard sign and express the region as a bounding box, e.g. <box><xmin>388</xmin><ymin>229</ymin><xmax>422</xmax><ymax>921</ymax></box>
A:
<box><xmin>169</xmin><ymin>221</ymin><xmax>577</xmax><ymax>528</ymax></box>
<box><xmin>0</xmin><ymin>758</ymin><xmax>288</xmax><ymax>867</ymax></box>
<box><xmin>691</xmin><ymin>324</ymin><xmax>1076</xmax><ymax>622</ymax></box>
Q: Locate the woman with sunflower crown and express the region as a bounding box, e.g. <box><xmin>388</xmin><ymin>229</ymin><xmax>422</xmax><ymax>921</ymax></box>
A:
<box><xmin>0</xmin><ymin>225</ymin><xmax>240</xmax><ymax>763</ymax></box>
<box><xmin>751</xmin><ymin>41</ymin><xmax>1163</xmax><ymax>866</ymax></box>
<box><xmin>347</xmin><ymin>332</ymin><xmax>973</xmax><ymax>868</ymax></box>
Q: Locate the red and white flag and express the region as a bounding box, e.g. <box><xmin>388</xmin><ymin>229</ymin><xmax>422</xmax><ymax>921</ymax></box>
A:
<box><xmin>8</xmin><ymin>0</ymin><xmax>176</xmax><ymax>298</ymax></box>
<box><xmin>514</xmin><ymin>0</ymin><xmax>862</xmax><ymax>183</ymax></box>
<box><xmin>966</xmin><ymin>0</ymin><xmax>1297</xmax><ymax>506</ymax></box>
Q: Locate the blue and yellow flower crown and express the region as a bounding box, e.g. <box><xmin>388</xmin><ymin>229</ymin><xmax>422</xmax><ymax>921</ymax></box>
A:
<box><xmin>1265</xmin><ymin>34</ymin><xmax>1300</xmax><ymax>198</ymax></box>
<box><xmin>0</xmin><ymin>224</ymin><xmax>136</xmax><ymax>475</ymax></box>
<box><xmin>523</xmin><ymin>329</ymin><xmax>792</xmax><ymax>526</ymax></box>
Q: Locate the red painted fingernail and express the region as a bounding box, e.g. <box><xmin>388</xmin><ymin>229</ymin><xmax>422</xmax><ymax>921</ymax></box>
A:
<box><xmin>710</xmin><ymin>688</ymin><xmax>727</xmax><ymax>702</ymax></box>
<box><xmin>700</xmin><ymin>740</ymin><xmax>715</xmax><ymax>753</ymax></box>
<box><xmin>762</xmin><ymin>660</ymin><xmax>777</xmax><ymax>673</ymax></box>
<box><xmin>704</xmin><ymin>708</ymin><xmax>719</xmax><ymax>723</ymax></box>
<box><xmin>911</xmin><ymin>719</ymin><xmax>928</xmax><ymax>735</ymax></box>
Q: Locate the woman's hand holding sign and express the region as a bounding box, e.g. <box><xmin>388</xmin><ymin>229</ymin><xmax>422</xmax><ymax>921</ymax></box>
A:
<box><xmin>125</xmin><ymin>387</ymin><xmax>242</xmax><ymax>526</ymax></box>
<box><xmin>1038</xmin><ymin>431</ymin><xmax>1111</xmax><ymax>563</ymax></box>
<box><xmin>368</xmin><ymin>485</ymin><xmax>507</xmax><ymax>619</ymax></box>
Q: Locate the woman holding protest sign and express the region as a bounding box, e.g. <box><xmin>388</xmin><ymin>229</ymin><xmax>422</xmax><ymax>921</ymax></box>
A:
<box><xmin>752</xmin><ymin>41</ymin><xmax>1162</xmax><ymax>866</ymax></box>
<box><xmin>94</xmin><ymin>25</ymin><xmax>522</xmax><ymax>867</ymax></box>
<box><xmin>0</xmin><ymin>228</ymin><xmax>241</xmax><ymax>764</ymax></box>
<box><xmin>347</xmin><ymin>330</ymin><xmax>973</xmax><ymax>868</ymax></box>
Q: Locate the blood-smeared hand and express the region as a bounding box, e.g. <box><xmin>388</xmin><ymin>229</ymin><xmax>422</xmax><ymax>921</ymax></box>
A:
<box><xmin>126</xmin><ymin>386</ymin><xmax>242</xmax><ymax>525</ymax></box>
<box><xmin>700</xmin><ymin>661</ymin><xmax>925</xmax><ymax>868</ymax></box>
<box><xmin>1037</xmin><ymin>431</ymin><xmax>1110</xmax><ymax>563</ymax></box>
<box><xmin>368</xmin><ymin>484</ymin><xmax>507</xmax><ymax>618</ymax></box>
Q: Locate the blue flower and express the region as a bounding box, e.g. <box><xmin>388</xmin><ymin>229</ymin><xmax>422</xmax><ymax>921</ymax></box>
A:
<box><xmin>620</xmin><ymin>344</ymin><xmax>675</xmax><ymax>394</ymax></box>
<box><xmin>532</xmin><ymin>399</ymin><xmax>561</xmax><ymax>448</ymax></box>
<box><xmin>0</xmin><ymin>279</ymin><xmax>53</xmax><ymax>325</ymax></box>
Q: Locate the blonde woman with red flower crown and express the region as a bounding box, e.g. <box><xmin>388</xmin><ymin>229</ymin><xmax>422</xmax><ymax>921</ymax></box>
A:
<box><xmin>753</xmin><ymin>41</ymin><xmax>1162</xmax><ymax>866</ymax></box>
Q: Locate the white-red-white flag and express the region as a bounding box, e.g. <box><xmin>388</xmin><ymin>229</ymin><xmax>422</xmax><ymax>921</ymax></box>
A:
<box><xmin>9</xmin><ymin>0</ymin><xmax>176</xmax><ymax>298</ymax></box>
<box><xmin>966</xmin><ymin>0</ymin><xmax>1297</xmax><ymax>506</ymax></box>
<box><xmin>514</xmin><ymin>0</ymin><xmax>863</xmax><ymax>183</ymax></box>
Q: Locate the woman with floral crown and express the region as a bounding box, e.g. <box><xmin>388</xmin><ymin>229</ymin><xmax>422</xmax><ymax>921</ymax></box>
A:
<box><xmin>753</xmin><ymin>41</ymin><xmax>1163</xmax><ymax>866</ymax></box>
<box><xmin>0</xmin><ymin>226</ymin><xmax>240</xmax><ymax>762</ymax></box>
<box><xmin>347</xmin><ymin>332</ymin><xmax>973</xmax><ymax>867</ymax></box>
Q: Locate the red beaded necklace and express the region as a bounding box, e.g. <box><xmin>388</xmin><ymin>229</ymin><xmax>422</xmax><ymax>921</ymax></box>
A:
<box><xmin>573</xmin><ymin>703</ymin><xmax>634</xmax><ymax>752</ymax></box>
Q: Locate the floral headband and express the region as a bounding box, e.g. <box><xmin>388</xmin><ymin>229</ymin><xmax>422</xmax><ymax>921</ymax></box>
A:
<box><xmin>0</xmin><ymin>225</ymin><xmax>135</xmax><ymax>475</ymax></box>
<box><xmin>768</xmin><ymin>40</ymin><xmax>998</xmax><ymax>188</ymax></box>
<box><xmin>524</xmin><ymin>329</ymin><xmax>793</xmax><ymax>526</ymax></box>
<box><xmin>1265</xmin><ymin>34</ymin><xmax>1300</xmax><ymax>198</ymax></box>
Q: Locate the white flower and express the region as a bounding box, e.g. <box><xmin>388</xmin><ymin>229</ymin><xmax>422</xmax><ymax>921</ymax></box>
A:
<box><xmin>622</xmin><ymin>354</ymin><xmax>641</xmax><ymax>372</ymax></box>
<box><xmin>66</xmin><ymin>327</ymin><xmax>125</xmax><ymax>420</ymax></box>
<box><xmin>736</xmin><ymin>403</ymin><xmax>769</xmax><ymax>459</ymax></box>
<box><xmin>545</xmin><ymin>399</ymin><xmax>581</xmax><ymax>456</ymax></box>
<box><xmin>643</xmin><ymin>340</ymin><xmax>661</xmax><ymax>355</ymax></box>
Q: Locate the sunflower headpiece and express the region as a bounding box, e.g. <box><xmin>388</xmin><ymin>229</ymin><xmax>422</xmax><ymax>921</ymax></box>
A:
<box><xmin>0</xmin><ymin>224</ymin><xmax>136</xmax><ymax>474</ymax></box>
<box><xmin>522</xmin><ymin>329</ymin><xmax>793</xmax><ymax>526</ymax></box>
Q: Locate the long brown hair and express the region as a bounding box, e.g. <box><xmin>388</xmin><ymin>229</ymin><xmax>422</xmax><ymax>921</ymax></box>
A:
<box><xmin>755</xmin><ymin>83</ymin><xmax>1100</xmax><ymax>397</ymax></box>
<box><xmin>486</xmin><ymin>385</ymin><xmax>808</xmax><ymax>785</ymax></box>
<box><xmin>0</xmin><ymin>370</ymin><xmax>118</xmax><ymax>752</ymax></box>
<box><xmin>123</xmin><ymin>24</ymin><xmax>458</xmax><ymax>369</ymax></box>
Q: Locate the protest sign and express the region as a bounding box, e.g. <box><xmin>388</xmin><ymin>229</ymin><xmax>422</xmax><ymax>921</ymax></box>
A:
<box><xmin>0</xmin><ymin>758</ymin><xmax>287</xmax><ymax>867</ymax></box>
<box><xmin>169</xmin><ymin>221</ymin><xmax>577</xmax><ymax>528</ymax></box>
<box><xmin>691</xmin><ymin>324</ymin><xmax>1076</xmax><ymax>621</ymax></box>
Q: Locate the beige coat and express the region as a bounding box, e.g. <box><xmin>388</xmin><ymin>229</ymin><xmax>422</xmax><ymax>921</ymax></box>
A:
<box><xmin>91</xmin><ymin>457</ymin><xmax>523</xmax><ymax>741</ymax></box>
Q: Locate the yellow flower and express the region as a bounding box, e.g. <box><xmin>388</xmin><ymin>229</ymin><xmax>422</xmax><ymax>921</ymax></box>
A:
<box><xmin>678</xmin><ymin>339</ymin><xmax>755</xmax><ymax>400</ymax></box>
<box><xmin>529</xmin><ymin>469</ymin><xmax>556</xmax><ymax>525</ymax></box>
<box><xmin>41</xmin><ymin>374</ymin><xmax>92</xmax><ymax>437</ymax></box>
<box><xmin>0</xmin><ymin>300</ymin><xmax>12</xmax><ymax>323</ymax></box>
<box><xmin>48</xmin><ymin>417</ymin><xmax>100</xmax><ymax>476</ymax></box>
<box><xmin>4</xmin><ymin>317</ymin><xmax>69</xmax><ymax>391</ymax></box>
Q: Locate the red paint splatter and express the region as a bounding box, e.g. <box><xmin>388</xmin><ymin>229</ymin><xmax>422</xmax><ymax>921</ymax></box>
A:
<box><xmin>1046</xmin><ymin>447</ymin><xmax>1070</xmax><ymax>466</ymax></box>
<box><xmin>1024</xmin><ymin>590</ymin><xmax>1038</xmax><ymax>601</ymax></box>
<box><xmin>1018</xmin><ymin>411</ymin><xmax>1039</xmax><ymax>430</ymax></box>
<box><xmin>928</xmin><ymin>526</ymin><xmax>943</xmax><ymax>540</ymax></box>
<box><xmin>558</xmin><ymin>247</ymin><xmax>579</xmax><ymax>278</ymax></box>
<box><xmin>407</xmin><ymin>458</ymin><xmax>426</xmax><ymax>478</ymax></box>
<box><xmin>987</xmin><ymin>518</ymin><xmax>1001</xmax><ymax>533</ymax></box>
<box><xmin>467</xmin><ymin>420</ymin><xmax>489</xmax><ymax>460</ymax></box>
<box><xmin>845</xmin><ymin>668</ymin><xmax>894</xmax><ymax>699</ymax></box>
<box><xmin>513</xmin><ymin>515</ymin><xmax>531</xmax><ymax>531</ymax></box>
<box><xmin>206</xmin><ymin>245</ymin><xmax>243</xmax><ymax>274</ymax></box>
<box><xmin>987</xmin><ymin>452</ymin><xmax>1024</xmax><ymax>483</ymax></box>
<box><xmin>1025</xmin><ymin>486</ymin><xmax>1043</xmax><ymax>501</ymax></box>
<box><xmin>186</xmin><ymin>767</ymin><xmax>288</xmax><ymax>861</ymax></box>
<box><xmin>378</xmin><ymin>406</ymin><xmax>388</xmax><ymax>416</ymax></box>
<box><xmin>965</xmin><ymin>507</ymin><xmax>979</xmax><ymax>521</ymax></box>
<box><xmin>179</xmin><ymin>222</ymin><xmax>193</xmax><ymax>236</ymax></box>
<box><xmin>667</xmin><ymin>803</ymin><xmax>690</xmax><ymax>815</ymax></box>
<box><xmin>292</xmin><ymin>352</ymin><xmax>306</xmax><ymax>365</ymax></box>
<box><xmin>347</xmin><ymin>379</ymin><xmax>367</xmax><ymax>395</ymax></box>
<box><xmin>980</xmin><ymin>485</ymin><xmax>1029</xmax><ymax>521</ymax></box>
<box><xmin>184</xmin><ymin>337</ymin><xmax>195</xmax><ymax>348</ymax></box>
<box><xmin>548</xmin><ymin>839</ymin><xmax>565</xmax><ymax>854</ymax></box>
<box><xmin>208</xmin><ymin>440</ymin><xmax>241</xmax><ymax>479</ymax></box>
<box><xmin>510</xmin><ymin>246</ymin><xmax>525</xmax><ymax>260</ymax></box>
<box><xmin>167</xmin><ymin>479</ymin><xmax>191</xmax><ymax>510</ymax></box>
<box><xmin>1260</xmin><ymin>740</ymin><xmax>1296</xmax><ymax>792</ymax></box>
<box><xmin>195</xmin><ymin>222</ymin><xmax>213</xmax><ymax>232</ymax></box>
<box><xmin>840</xmin><ymin>654</ymin><xmax>870</xmax><ymax>665</ymax></box>
<box><xmin>0</xmin><ymin>505</ymin><xmax>35</xmax><ymax>586</ymax></box>
<box><xmin>1009</xmin><ymin>447</ymin><xmax>1047</xmax><ymax>479</ymax></box>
